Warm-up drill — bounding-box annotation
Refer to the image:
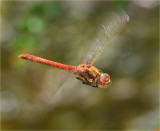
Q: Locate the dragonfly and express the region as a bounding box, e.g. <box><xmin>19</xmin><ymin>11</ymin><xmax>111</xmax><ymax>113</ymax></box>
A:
<box><xmin>19</xmin><ymin>11</ymin><xmax>129</xmax><ymax>88</ymax></box>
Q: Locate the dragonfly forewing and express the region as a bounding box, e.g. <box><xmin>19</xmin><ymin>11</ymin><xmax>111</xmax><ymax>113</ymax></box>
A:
<box><xmin>85</xmin><ymin>10</ymin><xmax>129</xmax><ymax>64</ymax></box>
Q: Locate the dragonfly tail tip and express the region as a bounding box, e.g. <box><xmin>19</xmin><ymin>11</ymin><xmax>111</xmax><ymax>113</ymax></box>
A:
<box><xmin>18</xmin><ymin>54</ymin><xmax>25</xmax><ymax>59</ymax></box>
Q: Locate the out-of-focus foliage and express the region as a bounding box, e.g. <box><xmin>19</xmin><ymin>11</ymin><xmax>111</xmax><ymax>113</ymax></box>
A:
<box><xmin>1</xmin><ymin>1</ymin><xmax>159</xmax><ymax>130</ymax></box>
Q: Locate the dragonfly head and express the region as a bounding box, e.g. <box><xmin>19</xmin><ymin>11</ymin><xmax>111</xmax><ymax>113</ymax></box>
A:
<box><xmin>98</xmin><ymin>73</ymin><xmax>111</xmax><ymax>88</ymax></box>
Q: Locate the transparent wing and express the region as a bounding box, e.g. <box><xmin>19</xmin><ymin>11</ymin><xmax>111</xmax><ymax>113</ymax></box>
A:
<box><xmin>33</xmin><ymin>69</ymin><xmax>71</xmax><ymax>106</ymax></box>
<box><xmin>85</xmin><ymin>10</ymin><xmax>129</xmax><ymax>64</ymax></box>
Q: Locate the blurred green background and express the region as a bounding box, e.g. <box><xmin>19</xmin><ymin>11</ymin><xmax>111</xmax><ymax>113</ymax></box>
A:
<box><xmin>1</xmin><ymin>1</ymin><xmax>159</xmax><ymax>130</ymax></box>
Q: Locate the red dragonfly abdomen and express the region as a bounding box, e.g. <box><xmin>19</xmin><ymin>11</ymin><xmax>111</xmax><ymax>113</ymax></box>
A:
<box><xmin>18</xmin><ymin>54</ymin><xmax>77</xmax><ymax>72</ymax></box>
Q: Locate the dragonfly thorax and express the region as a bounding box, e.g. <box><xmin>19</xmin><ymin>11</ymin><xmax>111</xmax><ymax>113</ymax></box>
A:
<box><xmin>74</xmin><ymin>64</ymin><xmax>111</xmax><ymax>88</ymax></box>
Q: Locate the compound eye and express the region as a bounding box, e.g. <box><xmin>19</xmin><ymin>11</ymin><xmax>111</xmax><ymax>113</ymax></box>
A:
<box><xmin>105</xmin><ymin>78</ymin><xmax>109</xmax><ymax>83</ymax></box>
<box><xmin>99</xmin><ymin>74</ymin><xmax>106</xmax><ymax>83</ymax></box>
